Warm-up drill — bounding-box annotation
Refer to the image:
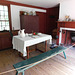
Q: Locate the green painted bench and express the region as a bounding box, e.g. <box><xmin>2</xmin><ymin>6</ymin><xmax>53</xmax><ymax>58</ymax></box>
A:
<box><xmin>13</xmin><ymin>46</ymin><xmax>67</xmax><ymax>75</ymax></box>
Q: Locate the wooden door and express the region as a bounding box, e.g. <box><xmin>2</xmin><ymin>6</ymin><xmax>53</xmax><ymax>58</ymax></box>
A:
<box><xmin>46</xmin><ymin>6</ymin><xmax>59</xmax><ymax>34</ymax></box>
<box><xmin>36</xmin><ymin>12</ymin><xmax>46</xmax><ymax>33</ymax></box>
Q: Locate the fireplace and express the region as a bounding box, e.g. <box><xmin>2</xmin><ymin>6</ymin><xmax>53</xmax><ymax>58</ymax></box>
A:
<box><xmin>59</xmin><ymin>27</ymin><xmax>75</xmax><ymax>45</ymax></box>
<box><xmin>57</xmin><ymin>21</ymin><xmax>75</xmax><ymax>45</ymax></box>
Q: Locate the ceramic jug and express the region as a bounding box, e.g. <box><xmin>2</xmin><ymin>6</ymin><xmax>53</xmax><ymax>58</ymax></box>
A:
<box><xmin>20</xmin><ymin>29</ymin><xmax>25</xmax><ymax>38</ymax></box>
<box><xmin>18</xmin><ymin>30</ymin><xmax>20</xmax><ymax>35</ymax></box>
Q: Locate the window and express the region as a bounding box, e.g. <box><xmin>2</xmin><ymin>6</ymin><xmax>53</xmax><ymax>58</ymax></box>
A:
<box><xmin>0</xmin><ymin>5</ymin><xmax>10</xmax><ymax>31</ymax></box>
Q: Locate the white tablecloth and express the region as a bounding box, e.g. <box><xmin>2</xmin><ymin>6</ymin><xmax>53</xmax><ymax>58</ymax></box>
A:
<box><xmin>12</xmin><ymin>33</ymin><xmax>52</xmax><ymax>56</ymax></box>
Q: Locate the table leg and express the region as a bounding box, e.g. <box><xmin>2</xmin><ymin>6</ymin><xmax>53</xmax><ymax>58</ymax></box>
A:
<box><xmin>19</xmin><ymin>52</ymin><xmax>26</xmax><ymax>60</ymax></box>
<box><xmin>45</xmin><ymin>40</ymin><xmax>47</xmax><ymax>52</ymax></box>
<box><xmin>63</xmin><ymin>51</ymin><xmax>66</xmax><ymax>59</ymax></box>
<box><xmin>27</xmin><ymin>47</ymin><xmax>29</xmax><ymax>59</ymax></box>
<box><xmin>35</xmin><ymin>44</ymin><xmax>37</xmax><ymax>51</ymax></box>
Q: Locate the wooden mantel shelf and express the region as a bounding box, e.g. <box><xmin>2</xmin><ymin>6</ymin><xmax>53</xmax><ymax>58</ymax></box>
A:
<box><xmin>57</xmin><ymin>21</ymin><xmax>75</xmax><ymax>23</ymax></box>
<box><xmin>57</xmin><ymin>21</ymin><xmax>75</xmax><ymax>29</ymax></box>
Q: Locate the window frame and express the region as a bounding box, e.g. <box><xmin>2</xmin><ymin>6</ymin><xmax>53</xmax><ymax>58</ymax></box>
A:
<box><xmin>0</xmin><ymin>3</ymin><xmax>12</xmax><ymax>31</ymax></box>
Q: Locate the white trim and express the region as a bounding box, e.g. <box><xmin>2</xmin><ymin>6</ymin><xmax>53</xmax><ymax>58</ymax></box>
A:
<box><xmin>59</xmin><ymin>27</ymin><xmax>75</xmax><ymax>45</ymax></box>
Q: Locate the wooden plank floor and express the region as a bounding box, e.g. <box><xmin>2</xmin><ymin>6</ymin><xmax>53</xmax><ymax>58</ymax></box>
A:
<box><xmin>0</xmin><ymin>43</ymin><xmax>75</xmax><ymax>75</ymax></box>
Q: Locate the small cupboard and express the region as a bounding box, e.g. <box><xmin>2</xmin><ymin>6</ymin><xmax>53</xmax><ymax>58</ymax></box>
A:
<box><xmin>20</xmin><ymin>15</ymin><xmax>39</xmax><ymax>33</ymax></box>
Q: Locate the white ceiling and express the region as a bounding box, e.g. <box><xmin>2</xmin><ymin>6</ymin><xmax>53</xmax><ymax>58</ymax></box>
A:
<box><xmin>7</xmin><ymin>0</ymin><xmax>66</xmax><ymax>8</ymax></box>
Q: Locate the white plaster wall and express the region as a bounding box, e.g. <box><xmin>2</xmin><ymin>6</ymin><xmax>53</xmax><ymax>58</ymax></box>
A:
<box><xmin>59</xmin><ymin>0</ymin><xmax>75</xmax><ymax>21</ymax></box>
<box><xmin>11</xmin><ymin>5</ymin><xmax>46</xmax><ymax>30</ymax></box>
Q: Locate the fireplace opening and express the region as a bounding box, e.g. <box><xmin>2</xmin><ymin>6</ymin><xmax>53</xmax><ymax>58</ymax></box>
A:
<box><xmin>70</xmin><ymin>31</ymin><xmax>75</xmax><ymax>43</ymax></box>
<box><xmin>60</xmin><ymin>30</ymin><xmax>75</xmax><ymax>46</ymax></box>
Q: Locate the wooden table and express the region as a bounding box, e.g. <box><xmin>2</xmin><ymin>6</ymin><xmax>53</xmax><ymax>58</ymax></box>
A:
<box><xmin>13</xmin><ymin>33</ymin><xmax>52</xmax><ymax>59</ymax></box>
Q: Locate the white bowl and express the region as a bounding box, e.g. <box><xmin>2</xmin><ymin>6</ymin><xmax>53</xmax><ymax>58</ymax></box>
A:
<box><xmin>38</xmin><ymin>33</ymin><xmax>42</xmax><ymax>35</ymax></box>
